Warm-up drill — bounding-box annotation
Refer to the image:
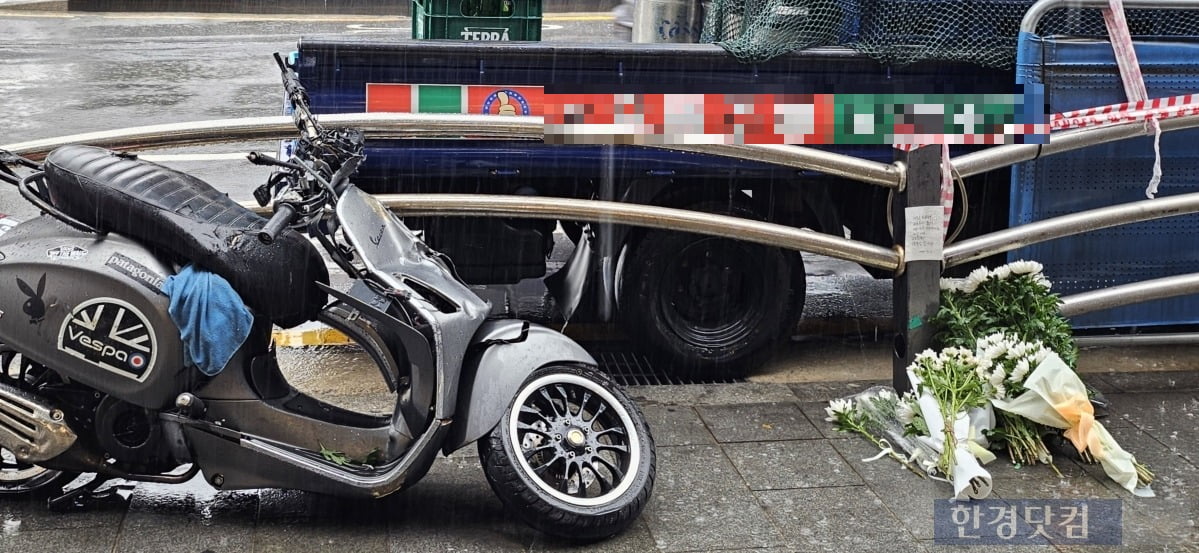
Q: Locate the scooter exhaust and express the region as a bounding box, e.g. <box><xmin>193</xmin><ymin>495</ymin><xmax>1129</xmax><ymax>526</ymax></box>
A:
<box><xmin>0</xmin><ymin>381</ymin><xmax>77</xmax><ymax>463</ymax></box>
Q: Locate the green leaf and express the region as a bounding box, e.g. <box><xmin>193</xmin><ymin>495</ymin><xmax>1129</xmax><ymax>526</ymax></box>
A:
<box><xmin>319</xmin><ymin>443</ymin><xmax>351</xmax><ymax>466</ymax></box>
<box><xmin>359</xmin><ymin>448</ymin><xmax>383</xmax><ymax>466</ymax></box>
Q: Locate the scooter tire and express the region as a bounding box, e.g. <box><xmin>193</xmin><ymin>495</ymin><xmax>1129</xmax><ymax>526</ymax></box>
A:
<box><xmin>0</xmin><ymin>448</ymin><xmax>79</xmax><ymax>498</ymax></box>
<box><xmin>478</xmin><ymin>364</ymin><xmax>655</xmax><ymax>541</ymax></box>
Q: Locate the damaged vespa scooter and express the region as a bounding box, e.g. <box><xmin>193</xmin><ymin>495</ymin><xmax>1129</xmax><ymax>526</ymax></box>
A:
<box><xmin>0</xmin><ymin>53</ymin><xmax>654</xmax><ymax>540</ymax></box>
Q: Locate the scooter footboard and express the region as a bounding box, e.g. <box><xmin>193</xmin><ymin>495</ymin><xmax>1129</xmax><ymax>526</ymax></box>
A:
<box><xmin>442</xmin><ymin>320</ymin><xmax>596</xmax><ymax>454</ymax></box>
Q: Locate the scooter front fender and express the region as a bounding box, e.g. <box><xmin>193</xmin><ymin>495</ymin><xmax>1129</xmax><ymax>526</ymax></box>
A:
<box><xmin>442</xmin><ymin>320</ymin><xmax>596</xmax><ymax>454</ymax></box>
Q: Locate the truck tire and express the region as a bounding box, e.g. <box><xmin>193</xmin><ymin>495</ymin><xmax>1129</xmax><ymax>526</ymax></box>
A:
<box><xmin>616</xmin><ymin>201</ymin><xmax>805</xmax><ymax>380</ymax></box>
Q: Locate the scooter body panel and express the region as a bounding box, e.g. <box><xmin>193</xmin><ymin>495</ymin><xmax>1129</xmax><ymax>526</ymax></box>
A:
<box><xmin>0</xmin><ymin>217</ymin><xmax>187</xmax><ymax>409</ymax></box>
<box><xmin>443</xmin><ymin>319</ymin><xmax>597</xmax><ymax>454</ymax></box>
<box><xmin>336</xmin><ymin>186</ymin><xmax>490</xmax><ymax>420</ymax></box>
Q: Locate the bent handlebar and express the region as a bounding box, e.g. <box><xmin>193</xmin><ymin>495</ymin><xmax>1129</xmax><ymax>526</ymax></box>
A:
<box><xmin>258</xmin><ymin>202</ymin><xmax>297</xmax><ymax>244</ymax></box>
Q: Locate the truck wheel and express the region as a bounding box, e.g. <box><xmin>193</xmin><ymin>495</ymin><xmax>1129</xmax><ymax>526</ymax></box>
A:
<box><xmin>617</xmin><ymin>201</ymin><xmax>805</xmax><ymax>380</ymax></box>
<box><xmin>478</xmin><ymin>365</ymin><xmax>655</xmax><ymax>541</ymax></box>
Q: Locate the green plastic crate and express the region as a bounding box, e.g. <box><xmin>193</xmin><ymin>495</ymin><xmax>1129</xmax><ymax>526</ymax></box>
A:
<box><xmin>412</xmin><ymin>0</ymin><xmax>542</xmax><ymax>41</ymax></box>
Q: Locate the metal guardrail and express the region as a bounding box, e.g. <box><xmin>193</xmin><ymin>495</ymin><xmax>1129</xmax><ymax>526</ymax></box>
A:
<box><xmin>1061</xmin><ymin>273</ymin><xmax>1199</xmax><ymax>317</ymax></box>
<box><xmin>6</xmin><ymin>101</ymin><xmax>1199</xmax><ymax>315</ymax></box>
<box><xmin>1021</xmin><ymin>0</ymin><xmax>1199</xmax><ymax>34</ymax></box>
<box><xmin>0</xmin><ymin>114</ymin><xmax>543</xmax><ymax>161</ymax></box>
<box><xmin>944</xmin><ymin>191</ymin><xmax>1199</xmax><ymax>267</ymax></box>
<box><xmin>663</xmin><ymin>144</ymin><xmax>903</xmax><ymax>189</ymax></box>
<box><xmin>236</xmin><ymin>194</ymin><xmax>900</xmax><ymax>271</ymax></box>
<box><xmin>952</xmin><ymin>112</ymin><xmax>1199</xmax><ymax>179</ymax></box>
<box><xmin>378</xmin><ymin>195</ymin><xmax>903</xmax><ymax>270</ymax></box>
<box><xmin>0</xmin><ymin>114</ymin><xmax>903</xmax><ymax>189</ymax></box>
<box><xmin>2</xmin><ymin>113</ymin><xmax>907</xmax><ymax>272</ymax></box>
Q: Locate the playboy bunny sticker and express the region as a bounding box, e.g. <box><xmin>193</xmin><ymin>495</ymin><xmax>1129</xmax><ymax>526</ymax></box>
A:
<box><xmin>16</xmin><ymin>273</ymin><xmax>50</xmax><ymax>324</ymax></box>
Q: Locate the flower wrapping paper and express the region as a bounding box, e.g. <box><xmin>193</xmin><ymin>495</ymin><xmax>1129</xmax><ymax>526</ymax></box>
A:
<box><xmin>992</xmin><ymin>353</ymin><xmax>1153</xmax><ymax>497</ymax></box>
<box><xmin>909</xmin><ymin>370</ymin><xmax>996</xmax><ymax>500</ymax></box>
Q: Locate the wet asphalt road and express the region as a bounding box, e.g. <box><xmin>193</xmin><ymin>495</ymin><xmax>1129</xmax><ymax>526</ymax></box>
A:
<box><xmin>0</xmin><ymin>8</ymin><xmax>628</xmax><ymax>217</ymax></box>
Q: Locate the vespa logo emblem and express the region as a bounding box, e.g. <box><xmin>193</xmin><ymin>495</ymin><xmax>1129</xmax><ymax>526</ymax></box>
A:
<box><xmin>58</xmin><ymin>298</ymin><xmax>156</xmax><ymax>382</ymax></box>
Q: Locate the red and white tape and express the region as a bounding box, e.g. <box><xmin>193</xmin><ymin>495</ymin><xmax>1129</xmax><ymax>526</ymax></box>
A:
<box><xmin>894</xmin><ymin>91</ymin><xmax>1199</xmax><ymax>237</ymax></box>
<box><xmin>1103</xmin><ymin>0</ymin><xmax>1164</xmax><ymax>198</ymax></box>
<box><xmin>1052</xmin><ymin>94</ymin><xmax>1199</xmax><ymax>131</ymax></box>
<box><xmin>941</xmin><ymin>143</ymin><xmax>954</xmax><ymax>238</ymax></box>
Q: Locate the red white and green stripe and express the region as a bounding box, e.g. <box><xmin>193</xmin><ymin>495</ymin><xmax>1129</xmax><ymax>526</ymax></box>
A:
<box><xmin>365</xmin><ymin>83</ymin><xmax>544</xmax><ymax>116</ymax></box>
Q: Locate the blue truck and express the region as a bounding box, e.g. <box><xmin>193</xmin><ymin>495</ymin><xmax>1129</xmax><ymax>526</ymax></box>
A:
<box><xmin>291</xmin><ymin>23</ymin><xmax>1199</xmax><ymax>378</ymax></box>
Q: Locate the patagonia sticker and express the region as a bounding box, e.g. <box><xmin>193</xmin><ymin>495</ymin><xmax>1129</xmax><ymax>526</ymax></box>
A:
<box><xmin>105</xmin><ymin>253</ymin><xmax>167</xmax><ymax>296</ymax></box>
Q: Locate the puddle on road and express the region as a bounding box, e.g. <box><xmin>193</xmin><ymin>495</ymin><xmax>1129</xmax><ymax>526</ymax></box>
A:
<box><xmin>276</xmin><ymin>346</ymin><xmax>394</xmax><ymax>416</ymax></box>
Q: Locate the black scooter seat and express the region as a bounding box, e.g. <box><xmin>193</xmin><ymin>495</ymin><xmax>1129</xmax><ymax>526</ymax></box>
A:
<box><xmin>41</xmin><ymin>145</ymin><xmax>327</xmax><ymax>328</ymax></box>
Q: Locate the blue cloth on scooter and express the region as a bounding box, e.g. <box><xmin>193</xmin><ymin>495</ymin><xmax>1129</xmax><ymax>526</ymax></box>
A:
<box><xmin>162</xmin><ymin>263</ymin><xmax>253</xmax><ymax>376</ymax></box>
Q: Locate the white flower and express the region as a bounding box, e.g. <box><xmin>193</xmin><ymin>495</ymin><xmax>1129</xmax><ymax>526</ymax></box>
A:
<box><xmin>944</xmin><ymin>346</ymin><xmax>971</xmax><ymax>358</ymax></box>
<box><xmin>979</xmin><ymin>343</ymin><xmax>1005</xmax><ymax>362</ymax></box>
<box><xmin>1032</xmin><ymin>274</ymin><xmax>1053</xmax><ymax>290</ymax></box>
<box><xmin>994</xmin><ymin>382</ymin><xmax>1007</xmax><ymax>399</ymax></box>
<box><xmin>988</xmin><ymin>369</ymin><xmax>1006</xmax><ymax>388</ymax></box>
<box><xmin>1033</xmin><ymin>347</ymin><xmax>1050</xmax><ymax>364</ymax></box>
<box><xmin>875</xmin><ymin>389</ymin><xmax>897</xmax><ymax>402</ymax></box>
<box><xmin>914</xmin><ymin>349</ymin><xmax>938</xmax><ymax>364</ymax></box>
<box><xmin>825</xmin><ymin>398</ymin><xmax>854</xmax><ymax>422</ymax></box>
<box><xmin>991</xmin><ymin>265</ymin><xmax>1012</xmax><ymax>280</ymax></box>
<box><xmin>1008</xmin><ymin>260</ymin><xmax>1043</xmax><ymax>275</ymax></box>
<box><xmin>896</xmin><ymin>401</ymin><xmax>916</xmax><ymax>426</ymax></box>
<box><xmin>1012</xmin><ymin>359</ymin><xmax>1030</xmax><ymax>381</ymax></box>
<box><xmin>961</xmin><ymin>266</ymin><xmax>991</xmax><ymax>294</ymax></box>
<box><xmin>975</xmin><ymin>333</ymin><xmax>1004</xmax><ymax>357</ymax></box>
<box><xmin>940</xmin><ymin>278</ymin><xmax>963</xmax><ymax>293</ymax></box>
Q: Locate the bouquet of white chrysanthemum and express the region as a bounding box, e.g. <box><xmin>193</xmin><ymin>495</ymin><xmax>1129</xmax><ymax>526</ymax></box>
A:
<box><xmin>934</xmin><ymin>262</ymin><xmax>1154</xmax><ymax>496</ymax></box>
<box><xmin>973</xmin><ymin>332</ymin><xmax>1057</xmax><ymax>470</ymax></box>
<box><xmin>907</xmin><ymin>347</ymin><xmax>996</xmax><ymax>499</ymax></box>
<box><xmin>989</xmin><ymin>349</ymin><xmax>1155</xmax><ymax>495</ymax></box>
<box><xmin>935</xmin><ymin>260</ymin><xmax>1077</xmax><ymax>369</ymax></box>
<box><xmin>825</xmin><ymin>387</ymin><xmax>926</xmax><ymax>478</ymax></box>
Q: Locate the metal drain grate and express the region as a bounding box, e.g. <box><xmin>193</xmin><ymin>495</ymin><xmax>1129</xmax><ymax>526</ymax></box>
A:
<box><xmin>588</xmin><ymin>346</ymin><xmax>746</xmax><ymax>386</ymax></box>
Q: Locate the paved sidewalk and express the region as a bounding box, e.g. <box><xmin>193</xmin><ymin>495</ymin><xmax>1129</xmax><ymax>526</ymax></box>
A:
<box><xmin>1</xmin><ymin>371</ymin><xmax>1196</xmax><ymax>552</ymax></box>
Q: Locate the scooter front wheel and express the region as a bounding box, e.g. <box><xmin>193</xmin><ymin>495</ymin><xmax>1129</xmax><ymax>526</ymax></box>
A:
<box><xmin>478</xmin><ymin>364</ymin><xmax>655</xmax><ymax>541</ymax></box>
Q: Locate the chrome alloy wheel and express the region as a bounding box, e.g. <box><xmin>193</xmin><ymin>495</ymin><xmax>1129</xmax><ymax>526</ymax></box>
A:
<box><xmin>508</xmin><ymin>372</ymin><xmax>641</xmax><ymax>507</ymax></box>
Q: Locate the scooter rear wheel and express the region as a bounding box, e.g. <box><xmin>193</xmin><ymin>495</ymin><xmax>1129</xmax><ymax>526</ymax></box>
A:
<box><xmin>0</xmin><ymin>447</ymin><xmax>77</xmax><ymax>497</ymax></box>
<box><xmin>478</xmin><ymin>364</ymin><xmax>655</xmax><ymax>541</ymax></box>
<box><xmin>0</xmin><ymin>349</ymin><xmax>80</xmax><ymax>497</ymax></box>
